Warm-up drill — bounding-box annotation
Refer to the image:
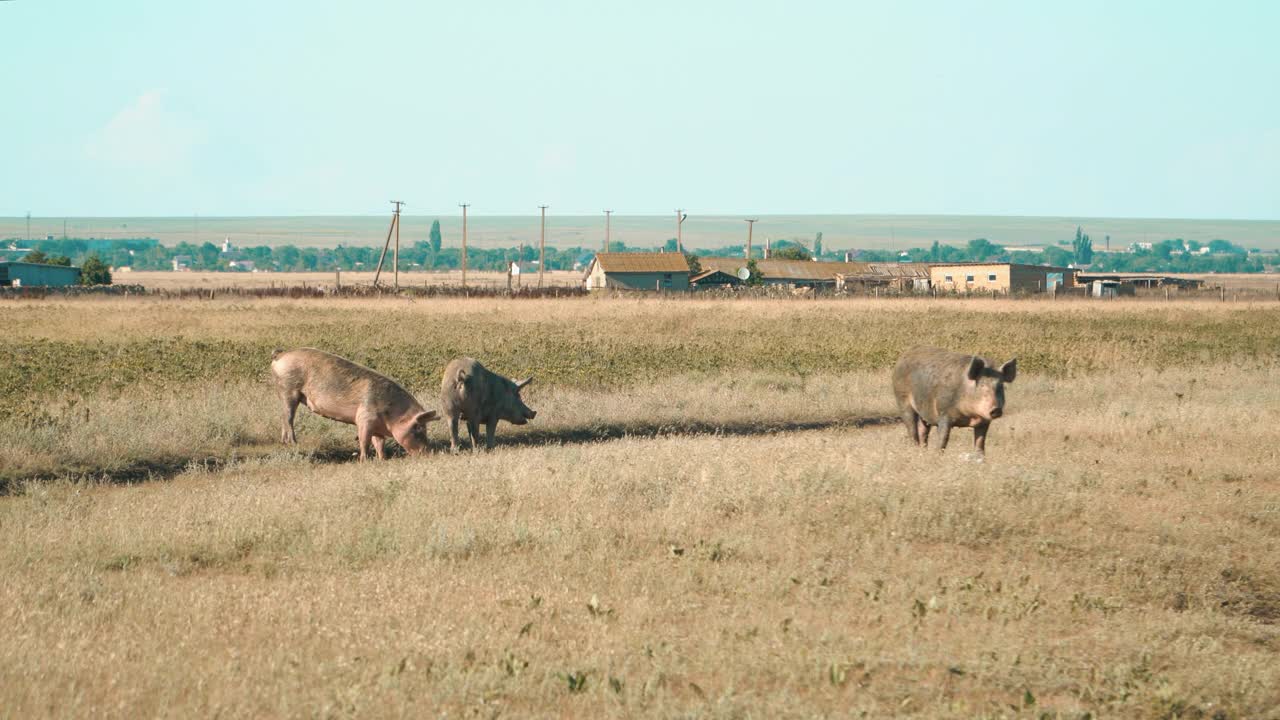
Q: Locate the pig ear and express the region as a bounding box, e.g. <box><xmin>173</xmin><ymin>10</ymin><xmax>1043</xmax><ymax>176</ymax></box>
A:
<box><xmin>515</xmin><ymin>377</ymin><xmax>533</xmax><ymax>391</ymax></box>
<box><xmin>966</xmin><ymin>356</ymin><xmax>985</xmax><ymax>381</ymax></box>
<box><xmin>998</xmin><ymin>358</ymin><xmax>1017</xmax><ymax>383</ymax></box>
<box><xmin>414</xmin><ymin>410</ymin><xmax>439</xmax><ymax>426</ymax></box>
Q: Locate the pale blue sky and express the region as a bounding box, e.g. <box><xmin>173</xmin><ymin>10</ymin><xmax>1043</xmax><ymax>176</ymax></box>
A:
<box><xmin>2</xmin><ymin>1</ymin><xmax>1277</xmax><ymax>219</ymax></box>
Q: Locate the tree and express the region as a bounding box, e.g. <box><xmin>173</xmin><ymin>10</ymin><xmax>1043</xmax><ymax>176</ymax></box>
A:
<box><xmin>79</xmin><ymin>254</ymin><xmax>112</xmax><ymax>285</ymax></box>
<box><xmin>22</xmin><ymin>249</ymin><xmax>48</xmax><ymax>264</ymax></box>
<box><xmin>772</xmin><ymin>244</ymin><xmax>812</xmax><ymax>261</ymax></box>
<box><xmin>1072</xmin><ymin>227</ymin><xmax>1093</xmax><ymax>264</ymax></box>
<box><xmin>966</xmin><ymin>238</ymin><xmax>1003</xmax><ymax>261</ymax></box>
<box><xmin>429</xmin><ymin>219</ymin><xmax>442</xmax><ymax>254</ymax></box>
<box><xmin>199</xmin><ymin>242</ymin><xmax>221</xmax><ymax>269</ymax></box>
<box><xmin>1208</xmin><ymin>239</ymin><xmax>1243</xmax><ymax>255</ymax></box>
<box><xmin>47</xmin><ymin>255</ymin><xmax>72</xmax><ymax>266</ymax></box>
<box><xmin>683</xmin><ymin>252</ymin><xmax>702</xmax><ymax>275</ymax></box>
<box><xmin>745</xmin><ymin>259</ymin><xmax>763</xmax><ymax>286</ymax></box>
<box><xmin>664</xmin><ymin>238</ymin><xmax>679</xmax><ymax>253</ymax></box>
<box><xmin>814</xmin><ymin>232</ymin><xmax>823</xmax><ymax>258</ymax></box>
<box><xmin>930</xmin><ymin>240</ymin><xmax>941</xmax><ymax>262</ymax></box>
<box><xmin>1042</xmin><ymin>246</ymin><xmax>1073</xmax><ymax>267</ymax></box>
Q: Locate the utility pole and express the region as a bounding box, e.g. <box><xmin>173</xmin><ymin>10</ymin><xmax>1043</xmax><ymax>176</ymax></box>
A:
<box><xmin>25</xmin><ymin>211</ymin><xmax>30</xmax><ymax>242</ymax></box>
<box><xmin>372</xmin><ymin>200</ymin><xmax>405</xmax><ymax>290</ymax></box>
<box><xmin>538</xmin><ymin>205</ymin><xmax>549</xmax><ymax>287</ymax></box>
<box><xmin>603</xmin><ymin>210</ymin><xmax>612</xmax><ymax>252</ymax></box>
<box><xmin>744</xmin><ymin>218</ymin><xmax>758</xmax><ymax>260</ymax></box>
<box><xmin>391</xmin><ymin>200</ymin><xmax>404</xmax><ymax>290</ymax></box>
<box><xmin>459</xmin><ymin>203</ymin><xmax>470</xmax><ymax>288</ymax></box>
<box><xmin>675</xmin><ymin>209</ymin><xmax>687</xmax><ymax>253</ymax></box>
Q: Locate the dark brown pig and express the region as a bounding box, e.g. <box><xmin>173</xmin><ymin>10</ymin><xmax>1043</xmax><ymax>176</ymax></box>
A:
<box><xmin>892</xmin><ymin>346</ymin><xmax>1017</xmax><ymax>456</ymax></box>
<box><xmin>439</xmin><ymin>357</ymin><xmax>536</xmax><ymax>451</ymax></box>
<box><xmin>271</xmin><ymin>348</ymin><xmax>439</xmax><ymax>460</ymax></box>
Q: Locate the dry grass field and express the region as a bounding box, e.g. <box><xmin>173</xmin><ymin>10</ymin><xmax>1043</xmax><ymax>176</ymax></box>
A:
<box><xmin>119</xmin><ymin>270</ymin><xmax>585</xmax><ymax>290</ymax></box>
<box><xmin>2</xmin><ymin>297</ymin><xmax>1278</xmax><ymax>718</ymax></box>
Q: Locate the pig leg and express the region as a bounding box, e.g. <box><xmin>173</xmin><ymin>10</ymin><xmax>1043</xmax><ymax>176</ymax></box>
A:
<box><xmin>448</xmin><ymin>414</ymin><xmax>462</xmax><ymax>453</ymax></box>
<box><xmin>936</xmin><ymin>418</ymin><xmax>953</xmax><ymax>450</ymax></box>
<box><xmin>356</xmin><ymin>409</ymin><xmax>374</xmax><ymax>461</ymax></box>
<box><xmin>466</xmin><ymin>418</ymin><xmax>482</xmax><ymax>452</ymax></box>
<box><xmin>371</xmin><ymin>435</ymin><xmax>385</xmax><ymax>460</ymax></box>
<box><xmin>917</xmin><ymin>418</ymin><xmax>931</xmax><ymax>448</ymax></box>
<box><xmin>279</xmin><ymin>391</ymin><xmax>302</xmax><ymax>444</ymax></box>
<box><xmin>900</xmin><ymin>408</ymin><xmax>920</xmax><ymax>445</ymax></box>
<box><xmin>485</xmin><ymin>418</ymin><xmax>498</xmax><ymax>450</ymax></box>
<box><xmin>973</xmin><ymin>422</ymin><xmax>989</xmax><ymax>455</ymax></box>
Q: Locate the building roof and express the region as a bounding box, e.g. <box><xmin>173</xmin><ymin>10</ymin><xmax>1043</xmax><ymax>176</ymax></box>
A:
<box><xmin>689</xmin><ymin>268</ymin><xmax>741</xmax><ymax>284</ymax></box>
<box><xmin>0</xmin><ymin>261</ymin><xmax>81</xmax><ymax>272</ymax></box>
<box><xmin>700</xmin><ymin>257</ymin><xmax>873</xmax><ymax>282</ymax></box>
<box><xmin>929</xmin><ymin>262</ymin><xmax>1076</xmax><ymax>272</ymax></box>
<box><xmin>594</xmin><ymin>252</ymin><xmax>690</xmax><ymax>273</ymax></box>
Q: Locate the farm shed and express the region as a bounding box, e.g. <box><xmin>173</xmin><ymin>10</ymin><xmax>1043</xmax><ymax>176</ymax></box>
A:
<box><xmin>690</xmin><ymin>268</ymin><xmax>742</xmax><ymax>289</ymax></box>
<box><xmin>1076</xmin><ymin>273</ymin><xmax>1205</xmax><ymax>290</ymax></box>
<box><xmin>583</xmin><ymin>252</ymin><xmax>690</xmax><ymax>291</ymax></box>
<box><xmin>1091</xmin><ymin>280</ymin><xmax>1137</xmax><ymax>298</ymax></box>
<box><xmin>929</xmin><ymin>263</ymin><xmax>1078</xmax><ymax>294</ymax></box>
<box><xmin>0</xmin><ymin>261</ymin><xmax>82</xmax><ymax>287</ymax></box>
<box><xmin>699</xmin><ymin>258</ymin><xmax>872</xmax><ymax>288</ymax></box>
<box><xmin>836</xmin><ymin>263</ymin><xmax>933</xmax><ymax>292</ymax></box>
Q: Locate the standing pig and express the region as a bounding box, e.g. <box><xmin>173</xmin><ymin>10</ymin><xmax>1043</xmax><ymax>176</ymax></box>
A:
<box><xmin>439</xmin><ymin>357</ymin><xmax>537</xmax><ymax>451</ymax></box>
<box><xmin>892</xmin><ymin>346</ymin><xmax>1017</xmax><ymax>455</ymax></box>
<box><xmin>271</xmin><ymin>348</ymin><xmax>439</xmax><ymax>460</ymax></box>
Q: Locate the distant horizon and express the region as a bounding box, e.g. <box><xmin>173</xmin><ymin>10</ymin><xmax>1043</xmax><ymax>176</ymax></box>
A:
<box><xmin>4</xmin><ymin>213</ymin><xmax>1277</xmax><ymax>252</ymax></box>
<box><xmin>4</xmin><ymin>211</ymin><xmax>1278</xmax><ymax>223</ymax></box>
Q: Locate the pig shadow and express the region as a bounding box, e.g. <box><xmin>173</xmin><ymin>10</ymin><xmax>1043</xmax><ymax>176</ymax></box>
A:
<box><xmin>488</xmin><ymin>414</ymin><xmax>899</xmax><ymax>450</ymax></box>
<box><xmin>1</xmin><ymin>414</ymin><xmax>898</xmax><ymax>493</ymax></box>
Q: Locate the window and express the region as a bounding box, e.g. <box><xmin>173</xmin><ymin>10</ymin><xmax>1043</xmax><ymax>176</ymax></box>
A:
<box><xmin>662</xmin><ymin>273</ymin><xmax>672</xmax><ymax>288</ymax></box>
<box><xmin>944</xmin><ymin>274</ymin><xmax>953</xmax><ymax>282</ymax></box>
<box><xmin>965</xmin><ymin>274</ymin><xmax>975</xmax><ymax>283</ymax></box>
<box><xmin>988</xmin><ymin>273</ymin><xmax>997</xmax><ymax>281</ymax></box>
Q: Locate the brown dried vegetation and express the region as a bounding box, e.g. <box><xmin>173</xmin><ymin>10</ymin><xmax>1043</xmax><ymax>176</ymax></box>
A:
<box><xmin>1</xmin><ymin>297</ymin><xmax>1278</xmax><ymax>717</ymax></box>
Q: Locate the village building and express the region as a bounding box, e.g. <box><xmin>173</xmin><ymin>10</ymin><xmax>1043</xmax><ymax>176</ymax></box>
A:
<box><xmin>1075</xmin><ymin>272</ymin><xmax>1205</xmax><ymax>290</ymax></box>
<box><xmin>835</xmin><ymin>263</ymin><xmax>933</xmax><ymax>293</ymax></box>
<box><xmin>929</xmin><ymin>263</ymin><xmax>1079</xmax><ymax>294</ymax></box>
<box><xmin>699</xmin><ymin>257</ymin><xmax>873</xmax><ymax>288</ymax></box>
<box><xmin>0</xmin><ymin>261</ymin><xmax>82</xmax><ymax>287</ymax></box>
<box><xmin>583</xmin><ymin>252</ymin><xmax>690</xmax><ymax>291</ymax></box>
<box><xmin>689</xmin><ymin>268</ymin><xmax>743</xmax><ymax>289</ymax></box>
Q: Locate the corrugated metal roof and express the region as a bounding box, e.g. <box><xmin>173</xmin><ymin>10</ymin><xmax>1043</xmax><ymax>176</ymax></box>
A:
<box><xmin>699</xmin><ymin>257</ymin><xmax>873</xmax><ymax>281</ymax></box>
<box><xmin>929</xmin><ymin>262</ymin><xmax>1075</xmax><ymax>272</ymax></box>
<box><xmin>595</xmin><ymin>252</ymin><xmax>690</xmax><ymax>273</ymax></box>
<box><xmin>689</xmin><ymin>268</ymin><xmax>741</xmax><ymax>283</ymax></box>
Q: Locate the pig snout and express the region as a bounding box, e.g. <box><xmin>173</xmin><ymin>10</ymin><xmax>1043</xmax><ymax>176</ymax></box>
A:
<box><xmin>989</xmin><ymin>407</ymin><xmax>1002</xmax><ymax>419</ymax></box>
<box><xmin>526</xmin><ymin>409</ymin><xmax>537</xmax><ymax>420</ymax></box>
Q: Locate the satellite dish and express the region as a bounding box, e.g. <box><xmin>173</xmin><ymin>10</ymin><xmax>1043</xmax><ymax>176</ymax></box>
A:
<box><xmin>736</xmin><ymin>267</ymin><xmax>750</xmax><ymax>281</ymax></box>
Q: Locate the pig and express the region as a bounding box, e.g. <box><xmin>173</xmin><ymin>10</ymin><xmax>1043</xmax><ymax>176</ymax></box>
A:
<box><xmin>892</xmin><ymin>346</ymin><xmax>1017</xmax><ymax>456</ymax></box>
<box><xmin>439</xmin><ymin>357</ymin><xmax>537</xmax><ymax>452</ymax></box>
<box><xmin>270</xmin><ymin>347</ymin><xmax>439</xmax><ymax>461</ymax></box>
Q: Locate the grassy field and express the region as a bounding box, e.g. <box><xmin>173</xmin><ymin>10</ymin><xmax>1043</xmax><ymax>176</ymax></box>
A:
<box><xmin>2</xmin><ymin>297</ymin><xmax>1278</xmax><ymax>717</ymax></box>
<box><xmin>4</xmin><ymin>213</ymin><xmax>1278</xmax><ymax>251</ymax></box>
<box><xmin>119</xmin><ymin>270</ymin><xmax>586</xmax><ymax>290</ymax></box>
